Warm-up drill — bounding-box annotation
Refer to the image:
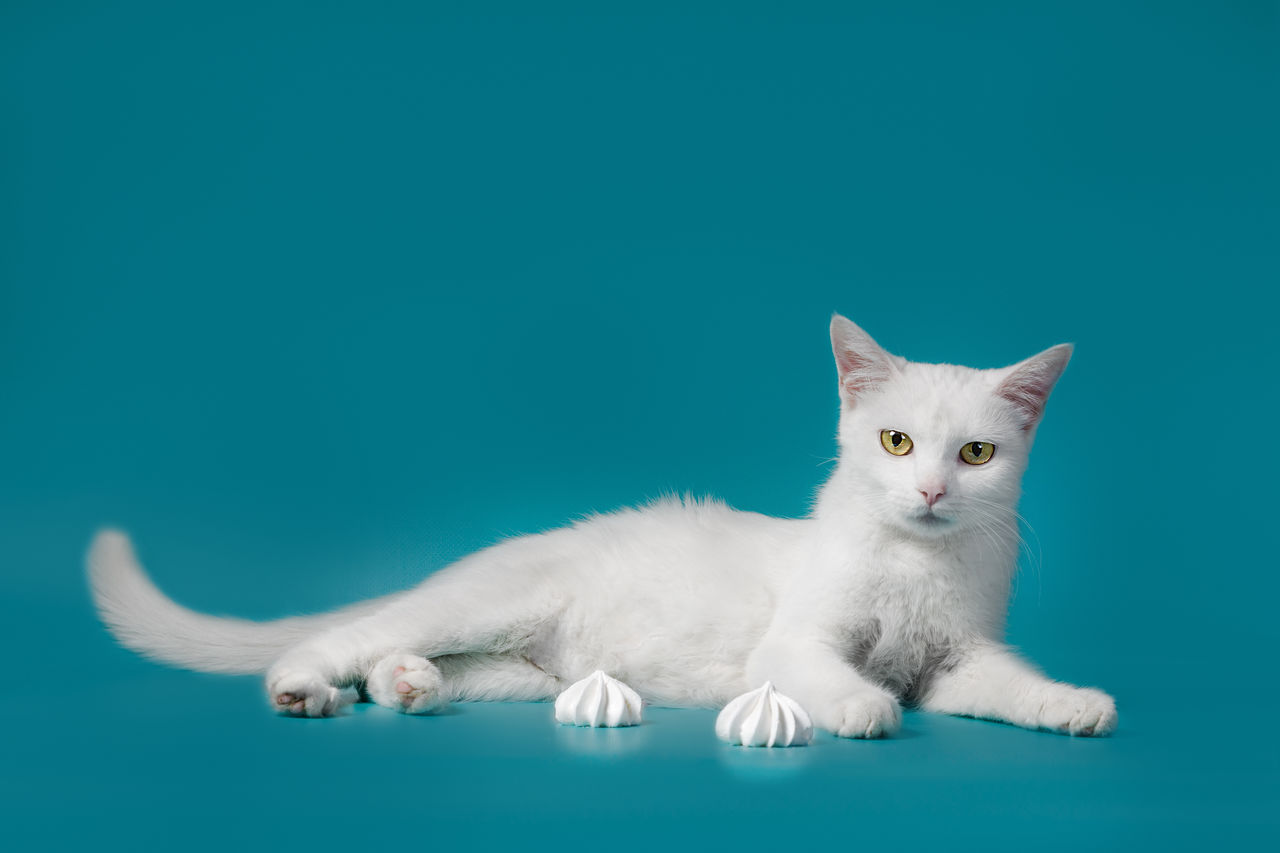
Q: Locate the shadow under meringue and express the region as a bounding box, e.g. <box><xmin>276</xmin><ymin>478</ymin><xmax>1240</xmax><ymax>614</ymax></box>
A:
<box><xmin>553</xmin><ymin>720</ymin><xmax>654</xmax><ymax>757</ymax></box>
<box><xmin>716</xmin><ymin>736</ymin><xmax>816</xmax><ymax>780</ymax></box>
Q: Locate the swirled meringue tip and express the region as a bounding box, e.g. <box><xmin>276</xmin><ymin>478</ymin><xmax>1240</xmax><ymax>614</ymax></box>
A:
<box><xmin>715</xmin><ymin>681</ymin><xmax>813</xmax><ymax>747</ymax></box>
<box><xmin>554</xmin><ymin>671</ymin><xmax>644</xmax><ymax>727</ymax></box>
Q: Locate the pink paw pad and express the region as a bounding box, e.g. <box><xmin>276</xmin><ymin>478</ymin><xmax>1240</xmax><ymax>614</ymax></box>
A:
<box><xmin>366</xmin><ymin>654</ymin><xmax>445</xmax><ymax>714</ymax></box>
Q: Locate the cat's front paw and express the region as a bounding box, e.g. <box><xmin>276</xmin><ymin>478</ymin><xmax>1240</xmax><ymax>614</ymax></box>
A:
<box><xmin>267</xmin><ymin>669</ymin><xmax>344</xmax><ymax>717</ymax></box>
<box><xmin>367</xmin><ymin>653</ymin><xmax>447</xmax><ymax>714</ymax></box>
<box><xmin>815</xmin><ymin>691</ymin><xmax>902</xmax><ymax>739</ymax></box>
<box><xmin>1037</xmin><ymin>685</ymin><xmax>1117</xmax><ymax>737</ymax></box>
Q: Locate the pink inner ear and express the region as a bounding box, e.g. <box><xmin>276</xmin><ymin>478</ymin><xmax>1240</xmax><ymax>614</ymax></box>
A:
<box><xmin>829</xmin><ymin>316</ymin><xmax>895</xmax><ymax>405</ymax></box>
<box><xmin>996</xmin><ymin>345</ymin><xmax>1071</xmax><ymax>428</ymax></box>
<box><xmin>837</xmin><ymin>349</ymin><xmax>889</xmax><ymax>396</ymax></box>
<box><xmin>998</xmin><ymin>376</ymin><xmax>1051</xmax><ymax>427</ymax></box>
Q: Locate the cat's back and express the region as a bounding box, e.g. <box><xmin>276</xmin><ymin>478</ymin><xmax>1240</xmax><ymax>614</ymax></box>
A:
<box><xmin>566</xmin><ymin>495</ymin><xmax>803</xmax><ymax>587</ymax></box>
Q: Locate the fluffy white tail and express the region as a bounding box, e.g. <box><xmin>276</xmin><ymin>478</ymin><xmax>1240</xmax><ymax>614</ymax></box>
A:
<box><xmin>87</xmin><ymin>529</ymin><xmax>397</xmax><ymax>675</ymax></box>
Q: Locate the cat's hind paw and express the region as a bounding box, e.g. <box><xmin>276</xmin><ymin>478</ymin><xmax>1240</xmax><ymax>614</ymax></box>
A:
<box><xmin>367</xmin><ymin>654</ymin><xmax>447</xmax><ymax>714</ymax></box>
<box><xmin>267</xmin><ymin>670</ymin><xmax>346</xmax><ymax>718</ymax></box>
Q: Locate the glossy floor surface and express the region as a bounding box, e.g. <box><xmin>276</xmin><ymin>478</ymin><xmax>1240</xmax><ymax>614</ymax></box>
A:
<box><xmin>4</xmin><ymin>634</ymin><xmax>1273</xmax><ymax>851</ymax></box>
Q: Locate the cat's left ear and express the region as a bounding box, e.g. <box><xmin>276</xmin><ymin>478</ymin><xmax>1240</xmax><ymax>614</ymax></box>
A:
<box><xmin>996</xmin><ymin>344</ymin><xmax>1073</xmax><ymax>429</ymax></box>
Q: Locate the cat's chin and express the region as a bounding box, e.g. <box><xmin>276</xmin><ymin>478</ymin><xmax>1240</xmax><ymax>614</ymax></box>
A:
<box><xmin>901</xmin><ymin>511</ymin><xmax>958</xmax><ymax>539</ymax></box>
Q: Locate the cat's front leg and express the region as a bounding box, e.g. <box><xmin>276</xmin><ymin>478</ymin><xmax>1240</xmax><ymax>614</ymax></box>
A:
<box><xmin>920</xmin><ymin>642</ymin><xmax>1117</xmax><ymax>736</ymax></box>
<box><xmin>746</xmin><ymin>637</ymin><xmax>901</xmax><ymax>738</ymax></box>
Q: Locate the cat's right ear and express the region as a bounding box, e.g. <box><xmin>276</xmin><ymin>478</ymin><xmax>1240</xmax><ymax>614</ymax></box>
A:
<box><xmin>830</xmin><ymin>315</ymin><xmax>895</xmax><ymax>407</ymax></box>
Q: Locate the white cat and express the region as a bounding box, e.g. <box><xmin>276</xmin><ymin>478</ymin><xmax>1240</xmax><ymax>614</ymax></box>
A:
<box><xmin>88</xmin><ymin>315</ymin><xmax>1117</xmax><ymax>738</ymax></box>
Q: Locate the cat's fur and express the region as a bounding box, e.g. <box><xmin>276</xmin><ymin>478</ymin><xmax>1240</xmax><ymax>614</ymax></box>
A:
<box><xmin>88</xmin><ymin>316</ymin><xmax>1117</xmax><ymax>738</ymax></box>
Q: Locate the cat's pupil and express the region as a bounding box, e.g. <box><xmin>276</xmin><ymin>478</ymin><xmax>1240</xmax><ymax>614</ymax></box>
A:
<box><xmin>891</xmin><ymin>432</ymin><xmax>902</xmax><ymax>447</ymax></box>
<box><xmin>971</xmin><ymin>442</ymin><xmax>982</xmax><ymax>454</ymax></box>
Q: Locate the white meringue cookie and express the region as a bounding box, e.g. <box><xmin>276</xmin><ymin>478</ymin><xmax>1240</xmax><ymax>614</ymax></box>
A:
<box><xmin>715</xmin><ymin>681</ymin><xmax>813</xmax><ymax>747</ymax></box>
<box><xmin>554</xmin><ymin>671</ymin><xmax>643</xmax><ymax>727</ymax></box>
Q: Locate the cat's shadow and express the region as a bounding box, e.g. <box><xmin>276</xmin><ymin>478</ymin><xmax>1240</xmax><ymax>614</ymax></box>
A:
<box><xmin>339</xmin><ymin>700</ymin><xmax>464</xmax><ymax>718</ymax></box>
<box><xmin>870</xmin><ymin>725</ymin><xmax>921</xmax><ymax>740</ymax></box>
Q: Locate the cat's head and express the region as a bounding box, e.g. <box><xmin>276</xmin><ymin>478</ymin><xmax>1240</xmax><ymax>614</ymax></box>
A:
<box><xmin>825</xmin><ymin>314</ymin><xmax>1071</xmax><ymax>540</ymax></box>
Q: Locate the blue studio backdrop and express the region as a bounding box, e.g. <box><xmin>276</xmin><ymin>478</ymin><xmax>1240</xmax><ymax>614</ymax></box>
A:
<box><xmin>2</xmin><ymin>2</ymin><xmax>1277</xmax><ymax>850</ymax></box>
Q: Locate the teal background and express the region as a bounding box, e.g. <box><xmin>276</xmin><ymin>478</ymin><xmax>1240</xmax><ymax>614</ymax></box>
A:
<box><xmin>3</xmin><ymin>1</ymin><xmax>1277</xmax><ymax>849</ymax></box>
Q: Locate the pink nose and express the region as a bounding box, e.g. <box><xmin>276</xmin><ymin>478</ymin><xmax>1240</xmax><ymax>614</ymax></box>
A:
<box><xmin>920</xmin><ymin>484</ymin><xmax>946</xmax><ymax>507</ymax></box>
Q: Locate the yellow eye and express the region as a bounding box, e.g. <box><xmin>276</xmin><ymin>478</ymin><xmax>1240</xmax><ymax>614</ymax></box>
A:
<box><xmin>880</xmin><ymin>430</ymin><xmax>913</xmax><ymax>456</ymax></box>
<box><xmin>960</xmin><ymin>441</ymin><xmax>995</xmax><ymax>465</ymax></box>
